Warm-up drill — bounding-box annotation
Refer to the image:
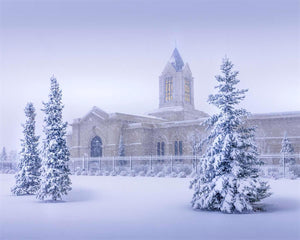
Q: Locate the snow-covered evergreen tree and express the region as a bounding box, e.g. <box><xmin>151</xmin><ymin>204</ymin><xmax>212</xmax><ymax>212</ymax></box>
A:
<box><xmin>118</xmin><ymin>134</ymin><xmax>125</xmax><ymax>157</ymax></box>
<box><xmin>37</xmin><ymin>76</ymin><xmax>72</xmax><ymax>201</ymax></box>
<box><xmin>0</xmin><ymin>147</ymin><xmax>7</xmax><ymax>161</ymax></box>
<box><xmin>190</xmin><ymin>57</ymin><xmax>270</xmax><ymax>213</ymax></box>
<box><xmin>118</xmin><ymin>134</ymin><xmax>126</xmax><ymax>165</ymax></box>
<box><xmin>280</xmin><ymin>134</ymin><xmax>295</xmax><ymax>165</ymax></box>
<box><xmin>11</xmin><ymin>103</ymin><xmax>41</xmax><ymax>195</ymax></box>
<box><xmin>8</xmin><ymin>150</ymin><xmax>19</xmax><ymax>162</ymax></box>
<box><xmin>280</xmin><ymin>134</ymin><xmax>295</xmax><ymax>178</ymax></box>
<box><xmin>189</xmin><ymin>132</ymin><xmax>202</xmax><ymax>156</ymax></box>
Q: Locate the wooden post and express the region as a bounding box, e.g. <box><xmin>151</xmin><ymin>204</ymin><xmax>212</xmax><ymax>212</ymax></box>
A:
<box><xmin>150</xmin><ymin>155</ymin><xmax>152</xmax><ymax>171</ymax></box>
<box><xmin>171</xmin><ymin>155</ymin><xmax>173</xmax><ymax>173</ymax></box>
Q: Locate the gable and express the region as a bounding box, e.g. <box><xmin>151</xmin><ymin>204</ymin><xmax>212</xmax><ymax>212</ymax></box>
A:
<box><xmin>80</xmin><ymin>106</ymin><xmax>109</xmax><ymax>123</ymax></box>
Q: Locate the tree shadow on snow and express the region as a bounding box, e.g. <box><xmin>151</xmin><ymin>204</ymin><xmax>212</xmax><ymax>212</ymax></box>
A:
<box><xmin>37</xmin><ymin>188</ymin><xmax>96</xmax><ymax>203</ymax></box>
<box><xmin>65</xmin><ymin>188</ymin><xmax>96</xmax><ymax>203</ymax></box>
<box><xmin>257</xmin><ymin>197</ymin><xmax>300</xmax><ymax>213</ymax></box>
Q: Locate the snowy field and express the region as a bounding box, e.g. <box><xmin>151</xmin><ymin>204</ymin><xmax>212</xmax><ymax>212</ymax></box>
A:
<box><xmin>1</xmin><ymin>174</ymin><xmax>300</xmax><ymax>240</ymax></box>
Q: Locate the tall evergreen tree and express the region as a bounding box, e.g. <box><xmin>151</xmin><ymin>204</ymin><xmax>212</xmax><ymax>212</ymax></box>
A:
<box><xmin>11</xmin><ymin>103</ymin><xmax>41</xmax><ymax>195</ymax></box>
<box><xmin>190</xmin><ymin>57</ymin><xmax>270</xmax><ymax>213</ymax></box>
<box><xmin>37</xmin><ymin>76</ymin><xmax>72</xmax><ymax>201</ymax></box>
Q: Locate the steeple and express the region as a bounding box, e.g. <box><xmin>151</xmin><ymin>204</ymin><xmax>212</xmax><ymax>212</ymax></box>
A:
<box><xmin>147</xmin><ymin>47</ymin><xmax>209</xmax><ymax>120</ymax></box>
<box><xmin>169</xmin><ymin>48</ymin><xmax>184</xmax><ymax>72</ymax></box>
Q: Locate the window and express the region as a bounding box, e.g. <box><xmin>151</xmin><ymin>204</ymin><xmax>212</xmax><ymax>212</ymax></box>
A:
<box><xmin>157</xmin><ymin>141</ymin><xmax>165</xmax><ymax>156</ymax></box>
<box><xmin>179</xmin><ymin>141</ymin><xmax>183</xmax><ymax>155</ymax></box>
<box><xmin>157</xmin><ymin>142</ymin><xmax>160</xmax><ymax>156</ymax></box>
<box><xmin>161</xmin><ymin>142</ymin><xmax>165</xmax><ymax>156</ymax></box>
<box><xmin>91</xmin><ymin>136</ymin><xmax>102</xmax><ymax>157</ymax></box>
<box><xmin>174</xmin><ymin>140</ymin><xmax>183</xmax><ymax>156</ymax></box>
<box><xmin>184</xmin><ymin>78</ymin><xmax>191</xmax><ymax>103</ymax></box>
<box><xmin>165</xmin><ymin>76</ymin><xmax>173</xmax><ymax>102</ymax></box>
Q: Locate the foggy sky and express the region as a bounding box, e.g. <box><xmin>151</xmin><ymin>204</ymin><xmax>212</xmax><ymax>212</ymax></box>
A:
<box><xmin>0</xmin><ymin>0</ymin><xmax>299</xmax><ymax>151</ymax></box>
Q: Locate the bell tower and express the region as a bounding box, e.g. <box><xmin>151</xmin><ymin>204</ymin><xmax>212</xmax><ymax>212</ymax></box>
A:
<box><xmin>158</xmin><ymin>48</ymin><xmax>195</xmax><ymax>110</ymax></box>
<box><xmin>148</xmin><ymin>48</ymin><xmax>208</xmax><ymax>120</ymax></box>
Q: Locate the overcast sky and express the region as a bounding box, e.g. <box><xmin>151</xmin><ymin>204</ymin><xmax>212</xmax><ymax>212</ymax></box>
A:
<box><xmin>0</xmin><ymin>0</ymin><xmax>299</xmax><ymax>151</ymax></box>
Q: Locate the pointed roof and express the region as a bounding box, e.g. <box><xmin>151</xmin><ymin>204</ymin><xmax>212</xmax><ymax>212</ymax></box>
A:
<box><xmin>169</xmin><ymin>48</ymin><xmax>184</xmax><ymax>71</ymax></box>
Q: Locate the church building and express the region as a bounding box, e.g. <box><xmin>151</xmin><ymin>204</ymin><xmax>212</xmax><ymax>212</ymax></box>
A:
<box><xmin>67</xmin><ymin>48</ymin><xmax>300</xmax><ymax>163</ymax></box>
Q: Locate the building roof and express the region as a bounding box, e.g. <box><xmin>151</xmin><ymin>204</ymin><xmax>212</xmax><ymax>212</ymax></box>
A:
<box><xmin>169</xmin><ymin>48</ymin><xmax>184</xmax><ymax>71</ymax></box>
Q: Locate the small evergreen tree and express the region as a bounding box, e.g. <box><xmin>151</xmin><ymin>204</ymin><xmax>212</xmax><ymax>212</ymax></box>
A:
<box><xmin>0</xmin><ymin>147</ymin><xmax>7</xmax><ymax>161</ymax></box>
<box><xmin>118</xmin><ymin>134</ymin><xmax>125</xmax><ymax>157</ymax></box>
<box><xmin>8</xmin><ymin>150</ymin><xmax>19</xmax><ymax>162</ymax></box>
<box><xmin>189</xmin><ymin>132</ymin><xmax>202</xmax><ymax>156</ymax></box>
<box><xmin>118</xmin><ymin>134</ymin><xmax>126</xmax><ymax>165</ymax></box>
<box><xmin>11</xmin><ymin>103</ymin><xmax>41</xmax><ymax>195</ymax></box>
<box><xmin>37</xmin><ymin>76</ymin><xmax>72</xmax><ymax>201</ymax></box>
<box><xmin>190</xmin><ymin>57</ymin><xmax>270</xmax><ymax>213</ymax></box>
<box><xmin>280</xmin><ymin>134</ymin><xmax>295</xmax><ymax>177</ymax></box>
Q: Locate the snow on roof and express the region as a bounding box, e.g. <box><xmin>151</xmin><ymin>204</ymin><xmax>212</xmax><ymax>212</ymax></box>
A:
<box><xmin>157</xmin><ymin>118</ymin><xmax>207</xmax><ymax>128</ymax></box>
<box><xmin>251</xmin><ymin>111</ymin><xmax>300</xmax><ymax>119</ymax></box>
<box><xmin>109</xmin><ymin>112</ymin><xmax>165</xmax><ymax>123</ymax></box>
<box><xmin>146</xmin><ymin>106</ymin><xmax>185</xmax><ymax>114</ymax></box>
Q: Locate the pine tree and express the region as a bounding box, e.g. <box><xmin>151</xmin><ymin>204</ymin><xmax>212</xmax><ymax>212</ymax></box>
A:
<box><xmin>190</xmin><ymin>57</ymin><xmax>271</xmax><ymax>213</ymax></box>
<box><xmin>280</xmin><ymin>134</ymin><xmax>295</xmax><ymax>177</ymax></box>
<box><xmin>118</xmin><ymin>134</ymin><xmax>126</xmax><ymax>165</ymax></box>
<box><xmin>11</xmin><ymin>103</ymin><xmax>41</xmax><ymax>195</ymax></box>
<box><xmin>37</xmin><ymin>76</ymin><xmax>72</xmax><ymax>201</ymax></box>
<box><xmin>118</xmin><ymin>134</ymin><xmax>125</xmax><ymax>157</ymax></box>
<box><xmin>189</xmin><ymin>132</ymin><xmax>202</xmax><ymax>156</ymax></box>
<box><xmin>0</xmin><ymin>147</ymin><xmax>7</xmax><ymax>161</ymax></box>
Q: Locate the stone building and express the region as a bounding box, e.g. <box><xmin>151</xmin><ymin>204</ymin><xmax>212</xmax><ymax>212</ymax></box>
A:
<box><xmin>67</xmin><ymin>48</ymin><xmax>300</xmax><ymax>162</ymax></box>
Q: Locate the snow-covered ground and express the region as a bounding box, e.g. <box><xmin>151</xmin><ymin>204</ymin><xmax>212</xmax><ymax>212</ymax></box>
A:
<box><xmin>0</xmin><ymin>174</ymin><xmax>300</xmax><ymax>240</ymax></box>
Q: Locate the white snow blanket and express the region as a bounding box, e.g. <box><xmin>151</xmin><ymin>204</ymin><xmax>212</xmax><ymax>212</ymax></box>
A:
<box><xmin>0</xmin><ymin>175</ymin><xmax>299</xmax><ymax>240</ymax></box>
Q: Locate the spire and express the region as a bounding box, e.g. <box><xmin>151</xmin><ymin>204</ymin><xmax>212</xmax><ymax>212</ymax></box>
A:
<box><xmin>169</xmin><ymin>48</ymin><xmax>184</xmax><ymax>71</ymax></box>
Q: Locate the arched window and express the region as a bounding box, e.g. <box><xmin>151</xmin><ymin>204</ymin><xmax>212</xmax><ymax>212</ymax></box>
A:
<box><xmin>174</xmin><ymin>140</ymin><xmax>183</xmax><ymax>156</ymax></box>
<box><xmin>91</xmin><ymin>136</ymin><xmax>102</xmax><ymax>157</ymax></box>
<box><xmin>157</xmin><ymin>141</ymin><xmax>165</xmax><ymax>156</ymax></box>
<box><xmin>184</xmin><ymin>78</ymin><xmax>191</xmax><ymax>103</ymax></box>
<box><xmin>165</xmin><ymin>76</ymin><xmax>173</xmax><ymax>102</ymax></box>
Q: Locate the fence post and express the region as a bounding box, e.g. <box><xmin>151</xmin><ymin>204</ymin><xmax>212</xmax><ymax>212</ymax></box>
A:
<box><xmin>98</xmin><ymin>157</ymin><xmax>101</xmax><ymax>171</ymax></box>
<box><xmin>195</xmin><ymin>155</ymin><xmax>197</xmax><ymax>174</ymax></box>
<box><xmin>130</xmin><ymin>156</ymin><xmax>132</xmax><ymax>171</ymax></box>
<box><xmin>171</xmin><ymin>155</ymin><xmax>173</xmax><ymax>173</ymax></box>
<box><xmin>87</xmin><ymin>157</ymin><xmax>89</xmax><ymax>172</ymax></box>
<box><xmin>150</xmin><ymin>155</ymin><xmax>152</xmax><ymax>171</ymax></box>
<box><xmin>113</xmin><ymin>156</ymin><xmax>115</xmax><ymax>172</ymax></box>
<box><xmin>82</xmin><ymin>156</ymin><xmax>85</xmax><ymax>170</ymax></box>
<box><xmin>283</xmin><ymin>152</ymin><xmax>286</xmax><ymax>178</ymax></box>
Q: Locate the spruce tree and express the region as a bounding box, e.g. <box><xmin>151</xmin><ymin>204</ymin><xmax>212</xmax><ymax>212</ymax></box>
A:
<box><xmin>37</xmin><ymin>76</ymin><xmax>72</xmax><ymax>201</ymax></box>
<box><xmin>0</xmin><ymin>147</ymin><xmax>7</xmax><ymax>161</ymax></box>
<box><xmin>11</xmin><ymin>103</ymin><xmax>41</xmax><ymax>195</ymax></box>
<box><xmin>280</xmin><ymin>134</ymin><xmax>295</xmax><ymax>177</ymax></box>
<box><xmin>118</xmin><ymin>134</ymin><xmax>125</xmax><ymax>157</ymax></box>
<box><xmin>190</xmin><ymin>57</ymin><xmax>270</xmax><ymax>213</ymax></box>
